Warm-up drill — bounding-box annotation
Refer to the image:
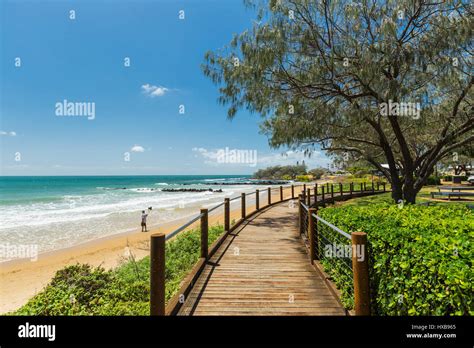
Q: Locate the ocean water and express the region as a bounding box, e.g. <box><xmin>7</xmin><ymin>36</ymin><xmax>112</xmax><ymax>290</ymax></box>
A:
<box><xmin>0</xmin><ymin>175</ymin><xmax>265</xmax><ymax>261</ymax></box>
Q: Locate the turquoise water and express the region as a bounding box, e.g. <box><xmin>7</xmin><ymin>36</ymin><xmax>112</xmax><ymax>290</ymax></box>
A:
<box><xmin>0</xmin><ymin>175</ymin><xmax>259</xmax><ymax>260</ymax></box>
<box><xmin>0</xmin><ymin>175</ymin><xmax>250</xmax><ymax>205</ymax></box>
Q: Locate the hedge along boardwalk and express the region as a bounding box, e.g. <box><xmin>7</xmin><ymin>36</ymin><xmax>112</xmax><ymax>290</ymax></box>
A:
<box><xmin>177</xmin><ymin>202</ymin><xmax>346</xmax><ymax>316</ymax></box>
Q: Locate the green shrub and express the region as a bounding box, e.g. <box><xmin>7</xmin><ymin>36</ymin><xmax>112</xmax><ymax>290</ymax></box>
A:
<box><xmin>425</xmin><ymin>176</ymin><xmax>441</xmax><ymax>186</ymax></box>
<box><xmin>296</xmin><ymin>174</ymin><xmax>312</xmax><ymax>182</ymax></box>
<box><xmin>14</xmin><ymin>225</ymin><xmax>224</xmax><ymax>315</ymax></box>
<box><xmin>253</xmin><ymin>164</ymin><xmax>306</xmax><ymax>179</ymax></box>
<box><xmin>318</xmin><ymin>204</ymin><xmax>473</xmax><ymax>315</ymax></box>
<box><xmin>308</xmin><ymin>168</ymin><xmax>326</xmax><ymax>180</ymax></box>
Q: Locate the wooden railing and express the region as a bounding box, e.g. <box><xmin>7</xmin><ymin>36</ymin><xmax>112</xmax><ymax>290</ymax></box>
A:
<box><xmin>297</xmin><ymin>182</ymin><xmax>388</xmax><ymax>315</ymax></box>
<box><xmin>149</xmin><ymin>180</ymin><xmax>388</xmax><ymax>316</ymax></box>
<box><xmin>149</xmin><ymin>183</ymin><xmax>304</xmax><ymax>315</ymax></box>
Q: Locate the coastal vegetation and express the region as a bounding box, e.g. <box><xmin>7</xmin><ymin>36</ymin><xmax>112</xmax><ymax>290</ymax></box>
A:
<box><xmin>14</xmin><ymin>225</ymin><xmax>225</xmax><ymax>315</ymax></box>
<box><xmin>253</xmin><ymin>164</ymin><xmax>307</xmax><ymax>180</ymax></box>
<box><xmin>318</xmin><ymin>198</ymin><xmax>473</xmax><ymax>315</ymax></box>
<box><xmin>253</xmin><ymin>164</ymin><xmax>329</xmax><ymax>181</ymax></box>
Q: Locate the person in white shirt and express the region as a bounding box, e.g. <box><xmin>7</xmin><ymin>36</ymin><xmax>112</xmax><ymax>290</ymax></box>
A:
<box><xmin>141</xmin><ymin>210</ymin><xmax>148</xmax><ymax>232</ymax></box>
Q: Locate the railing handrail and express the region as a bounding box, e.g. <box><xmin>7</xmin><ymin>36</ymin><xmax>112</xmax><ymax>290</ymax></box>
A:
<box><xmin>165</xmin><ymin>213</ymin><xmax>204</xmax><ymax>241</ymax></box>
<box><xmin>301</xmin><ymin>202</ymin><xmax>309</xmax><ymax>211</ymax></box>
<box><xmin>207</xmin><ymin>201</ymin><xmax>225</xmax><ymax>213</ymax></box>
<box><xmin>312</xmin><ymin>213</ymin><xmax>351</xmax><ymax>240</ymax></box>
<box><xmin>164</xmin><ymin>183</ymin><xmax>297</xmax><ymax>242</ymax></box>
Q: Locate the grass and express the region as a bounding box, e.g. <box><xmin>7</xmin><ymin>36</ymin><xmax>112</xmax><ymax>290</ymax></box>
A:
<box><xmin>336</xmin><ymin>186</ymin><xmax>472</xmax><ymax>208</ymax></box>
<box><xmin>14</xmin><ymin>224</ymin><xmax>225</xmax><ymax>315</ymax></box>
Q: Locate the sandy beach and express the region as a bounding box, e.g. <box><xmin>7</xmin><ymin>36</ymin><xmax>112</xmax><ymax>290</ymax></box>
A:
<box><xmin>0</xmin><ymin>189</ymin><xmax>294</xmax><ymax>314</ymax></box>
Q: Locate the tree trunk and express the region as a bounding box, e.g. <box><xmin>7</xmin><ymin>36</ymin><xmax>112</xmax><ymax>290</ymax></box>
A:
<box><xmin>391</xmin><ymin>184</ymin><xmax>403</xmax><ymax>202</ymax></box>
<box><xmin>402</xmin><ymin>183</ymin><xmax>417</xmax><ymax>204</ymax></box>
<box><xmin>402</xmin><ymin>172</ymin><xmax>417</xmax><ymax>204</ymax></box>
<box><xmin>387</xmin><ymin>170</ymin><xmax>420</xmax><ymax>204</ymax></box>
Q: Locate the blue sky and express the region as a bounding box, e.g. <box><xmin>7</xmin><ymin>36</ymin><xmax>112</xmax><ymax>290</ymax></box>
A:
<box><xmin>0</xmin><ymin>0</ymin><xmax>330</xmax><ymax>175</ymax></box>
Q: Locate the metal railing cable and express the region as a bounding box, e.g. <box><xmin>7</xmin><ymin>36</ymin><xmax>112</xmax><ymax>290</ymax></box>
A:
<box><xmin>313</xmin><ymin>214</ymin><xmax>351</xmax><ymax>239</ymax></box>
<box><xmin>300</xmin><ymin>201</ymin><xmax>309</xmax><ymax>238</ymax></box>
<box><xmin>311</xmin><ymin>211</ymin><xmax>354</xmax><ymax>296</ymax></box>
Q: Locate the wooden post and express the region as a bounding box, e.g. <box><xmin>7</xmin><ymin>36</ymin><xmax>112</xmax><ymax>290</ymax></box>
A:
<box><xmin>200</xmin><ymin>209</ymin><xmax>208</xmax><ymax>259</ymax></box>
<box><xmin>314</xmin><ymin>206</ymin><xmax>319</xmax><ymax>259</ymax></box>
<box><xmin>241</xmin><ymin>193</ymin><xmax>246</xmax><ymax>219</ymax></box>
<box><xmin>352</xmin><ymin>232</ymin><xmax>370</xmax><ymax>316</ymax></box>
<box><xmin>280</xmin><ymin>185</ymin><xmax>283</xmax><ymax>201</ymax></box>
<box><xmin>307</xmin><ymin>188</ymin><xmax>311</xmax><ymax>206</ymax></box>
<box><xmin>331</xmin><ymin>184</ymin><xmax>334</xmax><ymax>202</ymax></box>
<box><xmin>298</xmin><ymin>194</ymin><xmax>303</xmax><ymax>235</ymax></box>
<box><xmin>383</xmin><ymin>183</ymin><xmax>386</xmax><ymax>192</ymax></box>
<box><xmin>350</xmin><ymin>183</ymin><xmax>353</xmax><ymax>198</ymax></box>
<box><xmin>224</xmin><ymin>198</ymin><xmax>230</xmax><ymax>232</ymax></box>
<box><xmin>361</xmin><ymin>183</ymin><xmax>363</xmax><ymax>193</ymax></box>
<box><xmin>372</xmin><ymin>182</ymin><xmax>375</xmax><ymax>193</ymax></box>
<box><xmin>291</xmin><ymin>185</ymin><xmax>294</xmax><ymax>199</ymax></box>
<box><xmin>314</xmin><ymin>186</ymin><xmax>318</xmax><ymax>207</ymax></box>
<box><xmin>340</xmin><ymin>183</ymin><xmax>343</xmax><ymax>199</ymax></box>
<box><xmin>267</xmin><ymin>187</ymin><xmax>271</xmax><ymax>206</ymax></box>
<box><xmin>302</xmin><ymin>188</ymin><xmax>306</xmax><ymax>202</ymax></box>
<box><xmin>150</xmin><ymin>233</ymin><xmax>166</xmax><ymax>316</ymax></box>
<box><xmin>321</xmin><ymin>185</ymin><xmax>325</xmax><ymax>203</ymax></box>
<box><xmin>376</xmin><ymin>182</ymin><xmax>379</xmax><ymax>191</ymax></box>
<box><xmin>308</xmin><ymin>208</ymin><xmax>317</xmax><ymax>262</ymax></box>
<box><xmin>256</xmin><ymin>189</ymin><xmax>260</xmax><ymax>211</ymax></box>
<box><xmin>314</xmin><ymin>183</ymin><xmax>318</xmax><ymax>197</ymax></box>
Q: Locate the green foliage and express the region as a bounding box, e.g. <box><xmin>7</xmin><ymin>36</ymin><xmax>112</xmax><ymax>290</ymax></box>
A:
<box><xmin>295</xmin><ymin>174</ymin><xmax>312</xmax><ymax>182</ymax></box>
<box><xmin>308</xmin><ymin>167</ymin><xmax>326</xmax><ymax>180</ymax></box>
<box><xmin>318</xmin><ymin>204</ymin><xmax>473</xmax><ymax>315</ymax></box>
<box><xmin>425</xmin><ymin>176</ymin><xmax>441</xmax><ymax>186</ymax></box>
<box><xmin>253</xmin><ymin>164</ymin><xmax>306</xmax><ymax>179</ymax></box>
<box><xmin>14</xmin><ymin>225</ymin><xmax>224</xmax><ymax>315</ymax></box>
<box><xmin>346</xmin><ymin>166</ymin><xmax>371</xmax><ymax>176</ymax></box>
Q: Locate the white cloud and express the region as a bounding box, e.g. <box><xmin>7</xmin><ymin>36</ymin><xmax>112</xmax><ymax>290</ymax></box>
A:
<box><xmin>192</xmin><ymin>147</ymin><xmax>219</xmax><ymax>161</ymax></box>
<box><xmin>131</xmin><ymin>145</ymin><xmax>145</xmax><ymax>153</ymax></box>
<box><xmin>1</xmin><ymin>130</ymin><xmax>16</xmax><ymax>136</ymax></box>
<box><xmin>141</xmin><ymin>83</ymin><xmax>169</xmax><ymax>97</ymax></box>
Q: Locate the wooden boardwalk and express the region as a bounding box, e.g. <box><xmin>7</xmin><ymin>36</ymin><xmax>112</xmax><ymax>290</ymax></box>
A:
<box><xmin>178</xmin><ymin>202</ymin><xmax>346</xmax><ymax>316</ymax></box>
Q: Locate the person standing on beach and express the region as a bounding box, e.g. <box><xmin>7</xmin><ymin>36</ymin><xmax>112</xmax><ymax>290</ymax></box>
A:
<box><xmin>141</xmin><ymin>210</ymin><xmax>148</xmax><ymax>232</ymax></box>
